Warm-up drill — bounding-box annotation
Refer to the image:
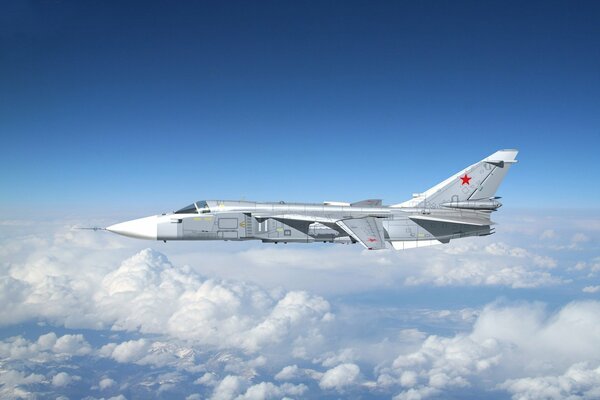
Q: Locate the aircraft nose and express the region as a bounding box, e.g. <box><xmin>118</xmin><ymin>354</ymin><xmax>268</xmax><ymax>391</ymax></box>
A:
<box><xmin>106</xmin><ymin>216</ymin><xmax>158</xmax><ymax>240</ymax></box>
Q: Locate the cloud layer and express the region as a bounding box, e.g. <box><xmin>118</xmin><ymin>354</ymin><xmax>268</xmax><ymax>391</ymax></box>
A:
<box><xmin>0</xmin><ymin>213</ymin><xmax>599</xmax><ymax>399</ymax></box>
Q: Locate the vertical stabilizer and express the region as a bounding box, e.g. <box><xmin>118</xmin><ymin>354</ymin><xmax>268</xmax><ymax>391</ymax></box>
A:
<box><xmin>393</xmin><ymin>149</ymin><xmax>518</xmax><ymax>208</ymax></box>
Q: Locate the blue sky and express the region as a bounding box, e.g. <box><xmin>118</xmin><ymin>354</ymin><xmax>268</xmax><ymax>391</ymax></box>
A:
<box><xmin>1</xmin><ymin>2</ymin><xmax>600</xmax><ymax>400</ymax></box>
<box><xmin>1</xmin><ymin>1</ymin><xmax>599</xmax><ymax>213</ymax></box>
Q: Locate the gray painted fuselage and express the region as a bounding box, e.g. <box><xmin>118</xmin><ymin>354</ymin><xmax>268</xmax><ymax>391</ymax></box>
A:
<box><xmin>159</xmin><ymin>201</ymin><xmax>490</xmax><ymax>245</ymax></box>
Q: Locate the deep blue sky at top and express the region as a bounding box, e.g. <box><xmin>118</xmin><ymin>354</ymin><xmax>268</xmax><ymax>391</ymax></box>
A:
<box><xmin>1</xmin><ymin>1</ymin><xmax>599</xmax><ymax>214</ymax></box>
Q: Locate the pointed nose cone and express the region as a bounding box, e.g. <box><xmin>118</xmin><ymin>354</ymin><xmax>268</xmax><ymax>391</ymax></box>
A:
<box><xmin>106</xmin><ymin>216</ymin><xmax>158</xmax><ymax>240</ymax></box>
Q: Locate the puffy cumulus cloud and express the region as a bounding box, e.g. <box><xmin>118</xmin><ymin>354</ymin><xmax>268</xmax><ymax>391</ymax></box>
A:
<box><xmin>392</xmin><ymin>386</ymin><xmax>439</xmax><ymax>400</ymax></box>
<box><xmin>404</xmin><ymin>257</ymin><xmax>564</xmax><ymax>288</ymax></box>
<box><xmin>235</xmin><ymin>382</ymin><xmax>307</xmax><ymax>399</ymax></box>
<box><xmin>0</xmin><ymin>216</ymin><xmax>578</xmax><ymax>318</ymax></box>
<box><xmin>98</xmin><ymin>338</ymin><xmax>201</xmax><ymax>372</ymax></box>
<box><xmin>472</xmin><ymin>301</ymin><xmax>600</xmax><ymax>368</ymax></box>
<box><xmin>241</xmin><ymin>291</ymin><xmax>331</xmax><ymax>353</ymax></box>
<box><xmin>99</xmin><ymin>377</ymin><xmax>116</xmax><ymax>390</ymax></box>
<box><xmin>313</xmin><ymin>348</ymin><xmax>357</xmax><ymax>368</ymax></box>
<box><xmin>0</xmin><ymin>276</ymin><xmax>30</xmax><ymax>325</ymax></box>
<box><xmin>380</xmin><ymin>301</ymin><xmax>600</xmax><ymax>399</ymax></box>
<box><xmin>3</xmin><ymin>243</ymin><xmax>332</xmax><ymax>354</ymax></box>
<box><xmin>391</xmin><ymin>240</ymin><xmax>566</xmax><ymax>288</ymax></box>
<box><xmin>385</xmin><ymin>334</ymin><xmax>500</xmax><ymax>396</ymax></box>
<box><xmin>52</xmin><ymin>333</ymin><xmax>92</xmax><ymax>356</ymax></box>
<box><xmin>318</xmin><ymin>363</ymin><xmax>361</xmax><ymax>391</ymax></box>
<box><xmin>211</xmin><ymin>375</ymin><xmax>244</xmax><ymax>400</ymax></box>
<box><xmin>540</xmin><ymin>229</ymin><xmax>558</xmax><ymax>240</ymax></box>
<box><xmin>484</xmin><ymin>242</ymin><xmax>557</xmax><ymax>269</ymax></box>
<box><xmin>206</xmin><ymin>238</ymin><xmax>566</xmax><ymax>292</ymax></box>
<box><xmin>2</xmin><ymin>216</ymin><xmax>600</xmax><ymax>399</ymax></box>
<box><xmin>573</xmin><ymin>257</ymin><xmax>600</xmax><ymax>276</ymax></box>
<box><xmin>274</xmin><ymin>365</ymin><xmax>300</xmax><ymax>381</ymax></box>
<box><xmin>0</xmin><ymin>220</ymin><xmax>161</xmax><ymax>327</ymax></box>
<box><xmin>0</xmin><ymin>331</ymin><xmax>308</xmax><ymax>399</ymax></box>
<box><xmin>97</xmin><ymin>249</ymin><xmax>332</xmax><ymax>353</ymax></box>
<box><xmin>0</xmin><ymin>332</ymin><xmax>92</xmax><ymax>362</ymax></box>
<box><xmin>209</xmin><ymin>375</ymin><xmax>308</xmax><ymax>400</ymax></box>
<box><xmin>101</xmin><ymin>338</ymin><xmax>151</xmax><ymax>363</ymax></box>
<box><xmin>52</xmin><ymin>371</ymin><xmax>80</xmax><ymax>387</ymax></box>
<box><xmin>0</xmin><ymin>369</ymin><xmax>45</xmax><ymax>399</ymax></box>
<box><xmin>572</xmin><ymin>233</ymin><xmax>590</xmax><ymax>244</ymax></box>
<box><xmin>582</xmin><ymin>285</ymin><xmax>600</xmax><ymax>293</ymax></box>
<box><xmin>500</xmin><ymin>363</ymin><xmax>600</xmax><ymax>400</ymax></box>
<box><xmin>196</xmin><ymin>372</ymin><xmax>219</xmax><ymax>386</ymax></box>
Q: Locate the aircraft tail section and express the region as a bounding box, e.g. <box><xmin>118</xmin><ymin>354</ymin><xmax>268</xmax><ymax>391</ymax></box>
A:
<box><xmin>393</xmin><ymin>149</ymin><xmax>518</xmax><ymax>209</ymax></box>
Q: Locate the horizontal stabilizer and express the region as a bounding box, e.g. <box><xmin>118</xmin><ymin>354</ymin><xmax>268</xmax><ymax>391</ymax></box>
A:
<box><xmin>336</xmin><ymin>217</ymin><xmax>386</xmax><ymax>250</ymax></box>
<box><xmin>409</xmin><ymin>214</ymin><xmax>491</xmax><ymax>226</ymax></box>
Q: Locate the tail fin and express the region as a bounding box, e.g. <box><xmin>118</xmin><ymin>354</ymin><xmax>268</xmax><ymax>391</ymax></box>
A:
<box><xmin>393</xmin><ymin>149</ymin><xmax>518</xmax><ymax>208</ymax></box>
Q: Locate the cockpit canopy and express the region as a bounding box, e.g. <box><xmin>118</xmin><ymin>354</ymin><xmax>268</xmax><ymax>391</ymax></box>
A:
<box><xmin>175</xmin><ymin>201</ymin><xmax>211</xmax><ymax>214</ymax></box>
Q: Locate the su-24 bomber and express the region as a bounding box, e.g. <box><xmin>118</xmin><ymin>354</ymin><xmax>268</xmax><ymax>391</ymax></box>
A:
<box><xmin>106</xmin><ymin>150</ymin><xmax>518</xmax><ymax>250</ymax></box>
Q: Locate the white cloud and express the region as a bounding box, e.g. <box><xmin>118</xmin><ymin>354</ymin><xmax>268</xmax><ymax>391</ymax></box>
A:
<box><xmin>484</xmin><ymin>242</ymin><xmax>557</xmax><ymax>268</ymax></box>
<box><xmin>103</xmin><ymin>338</ymin><xmax>150</xmax><ymax>363</ymax></box>
<box><xmin>274</xmin><ymin>365</ymin><xmax>299</xmax><ymax>381</ymax></box>
<box><xmin>0</xmin><ymin>276</ymin><xmax>31</xmax><ymax>326</ymax></box>
<box><xmin>313</xmin><ymin>348</ymin><xmax>356</xmax><ymax>368</ymax></box>
<box><xmin>391</xmin><ymin>240</ymin><xmax>564</xmax><ymax>288</ymax></box>
<box><xmin>572</xmin><ymin>233</ymin><xmax>590</xmax><ymax>243</ymax></box>
<box><xmin>241</xmin><ymin>291</ymin><xmax>331</xmax><ymax>353</ymax></box>
<box><xmin>37</xmin><ymin>332</ymin><xmax>58</xmax><ymax>350</ymax></box>
<box><xmin>107</xmin><ymin>395</ymin><xmax>128</xmax><ymax>400</ymax></box>
<box><xmin>99</xmin><ymin>377</ymin><xmax>116</xmax><ymax>390</ymax></box>
<box><xmin>382</xmin><ymin>301</ymin><xmax>600</xmax><ymax>399</ymax></box>
<box><xmin>211</xmin><ymin>375</ymin><xmax>244</xmax><ymax>400</ymax></box>
<box><xmin>53</xmin><ymin>333</ymin><xmax>92</xmax><ymax>355</ymax></box>
<box><xmin>52</xmin><ymin>371</ymin><xmax>80</xmax><ymax>387</ymax></box>
<box><xmin>0</xmin><ymin>332</ymin><xmax>92</xmax><ymax>363</ymax></box>
<box><xmin>97</xmin><ymin>250</ymin><xmax>333</xmax><ymax>354</ymax></box>
<box><xmin>0</xmin><ymin>217</ymin><xmax>576</xmax><ymax>340</ymax></box>
<box><xmin>540</xmin><ymin>229</ymin><xmax>558</xmax><ymax>240</ymax></box>
<box><xmin>573</xmin><ymin>258</ymin><xmax>600</xmax><ymax>276</ymax></box>
<box><xmin>1</xmin><ymin>239</ymin><xmax>333</xmax><ymax>355</ymax></box>
<box><xmin>196</xmin><ymin>372</ymin><xmax>218</xmax><ymax>386</ymax></box>
<box><xmin>1</xmin><ymin>215</ymin><xmax>600</xmax><ymax>399</ymax></box>
<box><xmin>500</xmin><ymin>362</ymin><xmax>600</xmax><ymax>400</ymax></box>
<box><xmin>0</xmin><ymin>369</ymin><xmax>45</xmax><ymax>399</ymax></box>
<box><xmin>583</xmin><ymin>285</ymin><xmax>600</xmax><ymax>293</ymax></box>
<box><xmin>319</xmin><ymin>363</ymin><xmax>361</xmax><ymax>390</ymax></box>
<box><xmin>393</xmin><ymin>386</ymin><xmax>439</xmax><ymax>400</ymax></box>
<box><xmin>235</xmin><ymin>382</ymin><xmax>307</xmax><ymax>399</ymax></box>
<box><xmin>404</xmin><ymin>257</ymin><xmax>563</xmax><ymax>288</ymax></box>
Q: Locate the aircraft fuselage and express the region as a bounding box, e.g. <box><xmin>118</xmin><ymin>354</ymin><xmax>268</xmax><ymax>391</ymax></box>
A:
<box><xmin>105</xmin><ymin>149</ymin><xmax>517</xmax><ymax>250</ymax></box>
<box><xmin>107</xmin><ymin>200</ymin><xmax>492</xmax><ymax>250</ymax></box>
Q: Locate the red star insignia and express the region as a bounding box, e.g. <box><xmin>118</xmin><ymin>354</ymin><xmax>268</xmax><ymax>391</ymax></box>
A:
<box><xmin>367</xmin><ymin>238</ymin><xmax>377</xmax><ymax>242</ymax></box>
<box><xmin>460</xmin><ymin>174</ymin><xmax>472</xmax><ymax>185</ymax></box>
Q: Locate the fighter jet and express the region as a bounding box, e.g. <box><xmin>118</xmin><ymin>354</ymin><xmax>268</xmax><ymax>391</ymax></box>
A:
<box><xmin>106</xmin><ymin>149</ymin><xmax>518</xmax><ymax>250</ymax></box>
